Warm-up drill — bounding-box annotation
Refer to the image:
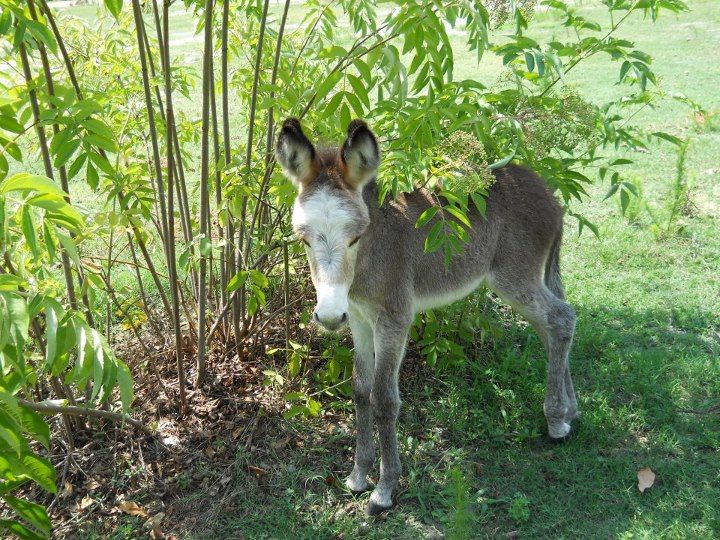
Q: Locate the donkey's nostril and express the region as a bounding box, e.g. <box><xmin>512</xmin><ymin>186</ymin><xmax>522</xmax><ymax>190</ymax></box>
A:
<box><xmin>340</xmin><ymin>312</ymin><xmax>348</xmax><ymax>323</ymax></box>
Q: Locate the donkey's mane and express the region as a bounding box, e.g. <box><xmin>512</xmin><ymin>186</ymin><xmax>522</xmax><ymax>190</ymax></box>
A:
<box><xmin>315</xmin><ymin>145</ymin><xmax>341</xmax><ymax>166</ymax></box>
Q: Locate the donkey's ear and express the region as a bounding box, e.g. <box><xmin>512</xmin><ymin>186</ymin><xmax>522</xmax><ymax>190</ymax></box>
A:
<box><xmin>341</xmin><ymin>119</ymin><xmax>380</xmax><ymax>191</ymax></box>
<box><xmin>276</xmin><ymin>118</ymin><xmax>317</xmax><ymax>189</ymax></box>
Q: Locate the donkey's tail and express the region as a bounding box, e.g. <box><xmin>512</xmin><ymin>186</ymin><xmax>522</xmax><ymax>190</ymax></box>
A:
<box><xmin>544</xmin><ymin>229</ymin><xmax>566</xmax><ymax>300</ymax></box>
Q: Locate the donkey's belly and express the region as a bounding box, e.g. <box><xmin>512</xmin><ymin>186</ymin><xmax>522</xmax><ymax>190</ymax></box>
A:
<box><xmin>412</xmin><ymin>274</ymin><xmax>487</xmax><ymax>313</ymax></box>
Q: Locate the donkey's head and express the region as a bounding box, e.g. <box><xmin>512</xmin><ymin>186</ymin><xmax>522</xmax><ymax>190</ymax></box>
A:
<box><xmin>276</xmin><ymin>118</ymin><xmax>380</xmax><ymax>331</ymax></box>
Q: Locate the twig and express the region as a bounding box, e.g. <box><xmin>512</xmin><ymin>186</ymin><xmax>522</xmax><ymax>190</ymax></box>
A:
<box><xmin>18</xmin><ymin>399</ymin><xmax>154</xmax><ymax>436</ymax></box>
<box><xmin>676</xmin><ymin>403</ymin><xmax>720</xmax><ymax>415</ymax></box>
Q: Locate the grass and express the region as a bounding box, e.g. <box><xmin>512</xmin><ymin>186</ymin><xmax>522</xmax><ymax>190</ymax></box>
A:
<box><xmin>49</xmin><ymin>0</ymin><xmax>720</xmax><ymax>538</ymax></box>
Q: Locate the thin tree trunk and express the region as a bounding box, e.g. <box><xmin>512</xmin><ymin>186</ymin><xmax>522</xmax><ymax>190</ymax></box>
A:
<box><xmin>162</xmin><ymin>0</ymin><xmax>188</xmax><ymax>412</ymax></box>
<box><xmin>221</xmin><ymin>0</ymin><xmax>241</xmax><ymax>349</ymax></box>
<box><xmin>283</xmin><ymin>241</ymin><xmax>290</xmax><ymax>364</ymax></box>
<box><xmin>247</xmin><ymin>0</ymin><xmax>291</xmax><ymax>254</ymax></box>
<box><xmin>211</xmin><ymin>68</ymin><xmax>226</xmax><ymax>313</ymax></box>
<box><xmin>237</xmin><ymin>0</ymin><xmax>271</xmax><ymax>339</ymax></box>
<box><xmin>196</xmin><ymin>0</ymin><xmax>215</xmax><ymax>387</ymax></box>
<box><xmin>131</xmin><ymin>0</ymin><xmax>170</xmax><ymax>251</ymax></box>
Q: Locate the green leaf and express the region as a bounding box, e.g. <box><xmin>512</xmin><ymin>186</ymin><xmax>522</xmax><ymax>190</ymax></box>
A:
<box><xmin>67</xmin><ymin>153</ymin><xmax>87</xmax><ymax>180</ymax></box>
<box><xmin>84</xmin><ymin>133</ymin><xmax>118</xmax><ymax>153</ymax></box>
<box><xmin>0</xmin><ymin>115</ymin><xmax>24</xmax><ymax>134</ymax></box>
<box><xmin>86</xmin><ymin>162</ymin><xmax>99</xmax><ymax>190</ymax></box>
<box><xmin>347</xmin><ymin>74</ymin><xmax>370</xmax><ymax>109</ymax></box>
<box><xmin>2</xmin><ymin>292</ymin><xmax>29</xmax><ymax>344</ymax></box>
<box><xmin>53</xmin><ymin>139</ymin><xmax>80</xmax><ymax>169</ymax></box>
<box><xmin>0</xmin><ymin>391</ymin><xmax>22</xmax><ymax>428</ymax></box>
<box><xmin>470</xmin><ymin>192</ymin><xmax>487</xmax><ymax>216</ymax></box>
<box><xmin>415</xmin><ymin>206</ymin><xmax>438</xmax><ymax>228</ymax></box>
<box><xmin>620</xmin><ymin>188</ymin><xmax>630</xmax><ymax>214</ymax></box>
<box><xmin>444</xmin><ymin>205</ymin><xmax>472</xmax><ymax>228</ymax></box>
<box><xmin>89</xmin><ymin>329</ymin><xmax>105</xmax><ymax>405</ymax></box>
<box><xmin>0</xmin><ymin>519</ymin><xmax>45</xmax><ymax>540</ymax></box>
<box><xmin>21</xmin><ymin>206</ymin><xmax>39</xmax><ymax>259</ymax></box>
<box><xmin>56</xmin><ymin>231</ymin><xmax>81</xmax><ymax>268</ymax></box>
<box><xmin>0</xmin><ymin>274</ymin><xmax>24</xmax><ymax>291</ymax></box>
<box><xmin>104</xmin><ymin>0</ymin><xmax>123</xmax><ymax>18</ymax></box>
<box><xmin>117</xmin><ymin>361</ymin><xmax>134</xmax><ymax>413</ymax></box>
<box><xmin>0</xmin><ymin>174</ymin><xmax>66</xmax><ymax>198</ymax></box>
<box><xmin>28</xmin><ymin>195</ymin><xmax>84</xmax><ymax>233</ymax></box>
<box><xmin>0</xmin><ymin>152</ymin><xmax>7</xmax><ymax>181</ymax></box>
<box><xmin>44</xmin><ymin>302</ymin><xmax>58</xmax><ymax>373</ymax></box>
<box><xmin>19</xmin><ymin>408</ymin><xmax>50</xmax><ymax>450</ymax></box>
<box><xmin>0</xmin><ymin>413</ymin><xmax>23</xmax><ymax>456</ymax></box>
<box><xmin>524</xmin><ymin>52</ymin><xmax>535</xmax><ymax>72</ymax></box>
<box><xmin>82</xmin><ymin>118</ymin><xmax>115</xmax><ymax>141</ymax></box>
<box><xmin>25</xmin><ymin>20</ymin><xmax>57</xmax><ymax>54</ymax></box>
<box><xmin>306</xmin><ymin>398</ymin><xmax>322</xmax><ymax>417</ymax></box>
<box><xmin>226</xmin><ymin>272</ymin><xmax>248</xmax><ymax>294</ymax></box>
<box><xmin>283</xmin><ymin>405</ymin><xmax>306</xmax><ymax>419</ymax></box>
<box><xmin>652</xmin><ymin>131</ymin><xmax>683</xmax><ymax>146</ymax></box>
<box><xmin>21</xmin><ymin>453</ymin><xmax>57</xmax><ymax>494</ymax></box>
<box><xmin>489</xmin><ymin>149</ymin><xmax>516</xmax><ymax>170</ymax></box>
<box><xmin>2</xmin><ymin>496</ymin><xmax>51</xmax><ymax>535</ymax></box>
<box><xmin>424</xmin><ymin>221</ymin><xmax>444</xmax><ymax>253</ymax></box>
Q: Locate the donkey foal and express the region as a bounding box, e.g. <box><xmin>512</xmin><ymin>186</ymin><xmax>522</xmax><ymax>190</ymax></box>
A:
<box><xmin>276</xmin><ymin>118</ymin><xmax>578</xmax><ymax>516</ymax></box>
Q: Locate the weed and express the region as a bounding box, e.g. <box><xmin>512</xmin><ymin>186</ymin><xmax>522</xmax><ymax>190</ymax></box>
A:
<box><xmin>447</xmin><ymin>467</ymin><xmax>473</xmax><ymax>540</ymax></box>
<box><xmin>508</xmin><ymin>494</ymin><xmax>531</xmax><ymax>524</ymax></box>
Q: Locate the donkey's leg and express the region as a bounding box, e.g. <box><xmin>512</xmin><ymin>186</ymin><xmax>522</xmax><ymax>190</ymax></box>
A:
<box><xmin>367</xmin><ymin>317</ymin><xmax>409</xmax><ymax>515</ymax></box>
<box><xmin>491</xmin><ymin>279</ymin><xmax>576</xmax><ymax>439</ymax></box>
<box><xmin>345</xmin><ymin>315</ymin><xmax>376</xmax><ymax>493</ymax></box>
<box><xmin>564</xmin><ymin>365</ymin><xmax>579</xmax><ymax>421</ymax></box>
<box><xmin>542</xmin><ymin>295</ymin><xmax>576</xmax><ymax>438</ymax></box>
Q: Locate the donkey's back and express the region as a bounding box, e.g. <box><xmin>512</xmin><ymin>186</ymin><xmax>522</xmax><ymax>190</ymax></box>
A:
<box><xmin>352</xmin><ymin>164</ymin><xmax>565</xmax><ymax>314</ymax></box>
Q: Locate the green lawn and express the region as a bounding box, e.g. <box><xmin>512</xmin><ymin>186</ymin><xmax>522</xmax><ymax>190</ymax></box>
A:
<box><xmin>54</xmin><ymin>0</ymin><xmax>720</xmax><ymax>538</ymax></box>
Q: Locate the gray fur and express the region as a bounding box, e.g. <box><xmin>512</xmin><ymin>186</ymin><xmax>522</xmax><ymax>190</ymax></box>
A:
<box><xmin>278</xmin><ymin>119</ymin><xmax>579</xmax><ymax>515</ymax></box>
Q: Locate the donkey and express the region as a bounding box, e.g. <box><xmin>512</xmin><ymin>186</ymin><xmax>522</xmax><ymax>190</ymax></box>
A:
<box><xmin>276</xmin><ymin>118</ymin><xmax>578</xmax><ymax>515</ymax></box>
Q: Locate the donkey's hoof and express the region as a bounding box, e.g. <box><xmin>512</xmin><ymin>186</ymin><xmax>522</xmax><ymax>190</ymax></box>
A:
<box><xmin>366</xmin><ymin>499</ymin><xmax>393</xmax><ymax>516</ymax></box>
<box><xmin>345</xmin><ymin>474</ymin><xmax>371</xmax><ymax>493</ymax></box>
<box><xmin>366</xmin><ymin>490</ymin><xmax>394</xmax><ymax>516</ymax></box>
<box><xmin>547</xmin><ymin>421</ymin><xmax>571</xmax><ymax>441</ymax></box>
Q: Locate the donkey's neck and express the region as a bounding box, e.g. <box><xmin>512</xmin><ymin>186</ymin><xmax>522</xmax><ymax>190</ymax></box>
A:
<box><xmin>361</xmin><ymin>181</ymin><xmax>382</xmax><ymax>215</ymax></box>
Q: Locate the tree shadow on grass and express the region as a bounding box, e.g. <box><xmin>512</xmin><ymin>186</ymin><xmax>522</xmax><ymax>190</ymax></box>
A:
<box><xmin>440</xmin><ymin>302</ymin><xmax>720</xmax><ymax>538</ymax></box>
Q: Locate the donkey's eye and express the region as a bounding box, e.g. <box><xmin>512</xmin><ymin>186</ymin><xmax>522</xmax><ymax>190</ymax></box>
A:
<box><xmin>348</xmin><ymin>236</ymin><xmax>361</xmax><ymax>247</ymax></box>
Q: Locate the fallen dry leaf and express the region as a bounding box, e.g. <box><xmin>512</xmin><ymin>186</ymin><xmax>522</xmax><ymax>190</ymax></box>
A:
<box><xmin>147</xmin><ymin>512</ymin><xmax>166</xmax><ymax>539</ymax></box>
<box><xmin>85</xmin><ymin>479</ymin><xmax>100</xmax><ymax>492</ymax></box>
<box><xmin>273</xmin><ymin>435</ymin><xmax>291</xmax><ymax>450</ymax></box>
<box><xmin>324</xmin><ymin>475</ymin><xmax>339</xmax><ymax>487</ymax></box>
<box><xmin>247</xmin><ymin>465</ymin><xmax>267</xmax><ymax>478</ymax></box>
<box><xmin>637</xmin><ymin>467</ymin><xmax>656</xmax><ymax>492</ymax></box>
<box><xmin>59</xmin><ymin>481</ymin><xmax>73</xmax><ymax>498</ymax></box>
<box><xmin>117</xmin><ymin>500</ymin><xmax>148</xmax><ymax>517</ymax></box>
<box><xmin>79</xmin><ymin>495</ymin><xmax>94</xmax><ymax>511</ymax></box>
<box><xmin>146</xmin><ymin>512</ymin><xmax>165</xmax><ymax>530</ymax></box>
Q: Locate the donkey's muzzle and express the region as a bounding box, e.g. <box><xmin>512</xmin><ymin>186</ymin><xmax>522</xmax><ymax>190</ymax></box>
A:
<box><xmin>313</xmin><ymin>310</ymin><xmax>348</xmax><ymax>331</ymax></box>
